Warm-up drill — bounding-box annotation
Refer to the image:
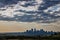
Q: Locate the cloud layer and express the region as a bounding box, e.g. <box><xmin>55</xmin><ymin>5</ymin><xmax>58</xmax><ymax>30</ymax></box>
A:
<box><xmin>0</xmin><ymin>0</ymin><xmax>60</xmax><ymax>23</ymax></box>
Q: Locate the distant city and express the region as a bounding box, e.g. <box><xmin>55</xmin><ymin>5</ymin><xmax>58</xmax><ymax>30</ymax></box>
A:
<box><xmin>0</xmin><ymin>28</ymin><xmax>58</xmax><ymax>36</ymax></box>
<box><xmin>22</xmin><ymin>29</ymin><xmax>57</xmax><ymax>36</ymax></box>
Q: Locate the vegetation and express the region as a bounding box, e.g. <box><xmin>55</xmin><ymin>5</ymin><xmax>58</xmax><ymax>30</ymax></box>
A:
<box><xmin>0</xmin><ymin>32</ymin><xmax>60</xmax><ymax>40</ymax></box>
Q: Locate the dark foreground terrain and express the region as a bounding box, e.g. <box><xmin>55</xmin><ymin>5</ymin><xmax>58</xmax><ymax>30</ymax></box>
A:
<box><xmin>0</xmin><ymin>33</ymin><xmax>60</xmax><ymax>40</ymax></box>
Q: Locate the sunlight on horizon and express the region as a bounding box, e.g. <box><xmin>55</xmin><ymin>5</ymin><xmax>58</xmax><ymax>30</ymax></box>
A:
<box><xmin>0</xmin><ymin>21</ymin><xmax>59</xmax><ymax>33</ymax></box>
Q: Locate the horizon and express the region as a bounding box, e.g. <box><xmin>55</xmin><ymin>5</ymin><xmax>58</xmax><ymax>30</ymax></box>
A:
<box><xmin>0</xmin><ymin>21</ymin><xmax>59</xmax><ymax>33</ymax></box>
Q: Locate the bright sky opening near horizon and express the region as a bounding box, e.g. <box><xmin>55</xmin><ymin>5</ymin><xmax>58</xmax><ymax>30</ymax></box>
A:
<box><xmin>0</xmin><ymin>0</ymin><xmax>60</xmax><ymax>33</ymax></box>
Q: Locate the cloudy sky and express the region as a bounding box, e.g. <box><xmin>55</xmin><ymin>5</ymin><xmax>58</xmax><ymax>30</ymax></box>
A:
<box><xmin>0</xmin><ymin>0</ymin><xmax>60</xmax><ymax>33</ymax></box>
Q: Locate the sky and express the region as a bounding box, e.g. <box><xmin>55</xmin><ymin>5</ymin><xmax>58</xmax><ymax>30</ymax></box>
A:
<box><xmin>0</xmin><ymin>0</ymin><xmax>60</xmax><ymax>33</ymax></box>
<box><xmin>0</xmin><ymin>21</ymin><xmax>60</xmax><ymax>33</ymax></box>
